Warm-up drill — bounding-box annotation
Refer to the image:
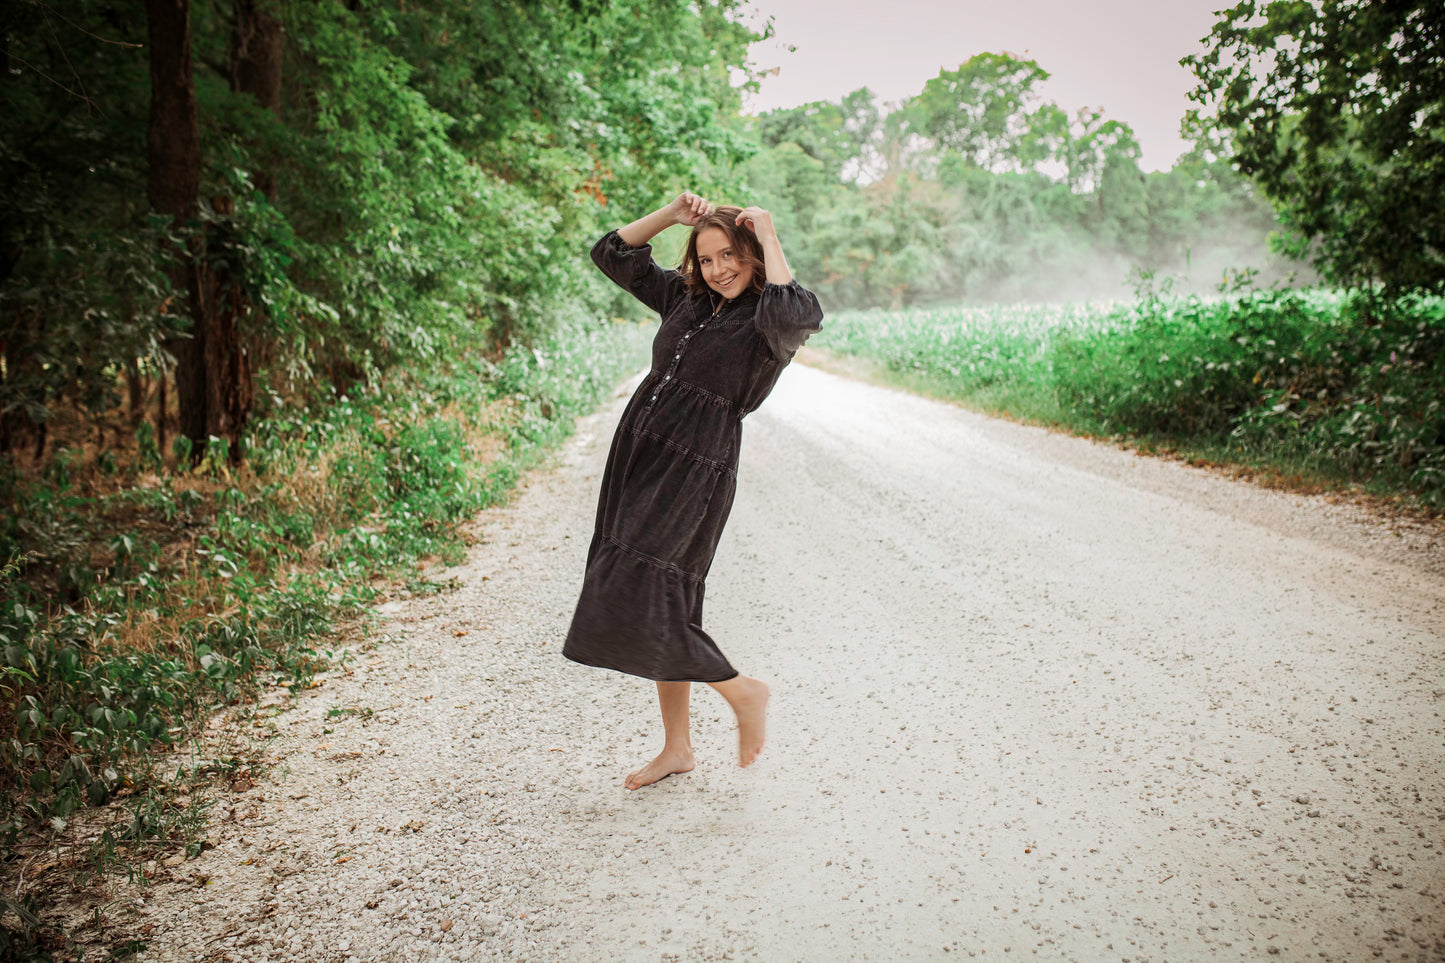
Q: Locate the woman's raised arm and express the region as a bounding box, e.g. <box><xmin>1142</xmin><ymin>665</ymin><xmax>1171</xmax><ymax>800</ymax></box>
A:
<box><xmin>734</xmin><ymin>206</ymin><xmax>794</xmax><ymax>285</ymax></box>
<box><xmin>617</xmin><ymin>192</ymin><xmax>715</xmax><ymax>247</ymax></box>
<box><xmin>592</xmin><ymin>192</ymin><xmax>714</xmax><ymax>316</ymax></box>
<box><xmin>735</xmin><ymin>206</ymin><xmax>822</xmax><ymax>360</ymax></box>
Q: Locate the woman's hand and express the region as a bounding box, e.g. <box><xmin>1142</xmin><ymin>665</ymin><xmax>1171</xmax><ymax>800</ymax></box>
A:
<box><xmin>617</xmin><ymin>192</ymin><xmax>711</xmax><ymax>247</ymax></box>
<box><xmin>667</xmin><ymin>191</ymin><xmax>715</xmax><ymax>228</ymax></box>
<box><xmin>735</xmin><ymin>206</ymin><xmax>793</xmax><ymax>284</ymax></box>
<box><xmin>735</xmin><ymin>206</ymin><xmax>776</xmax><ymax>240</ymax></box>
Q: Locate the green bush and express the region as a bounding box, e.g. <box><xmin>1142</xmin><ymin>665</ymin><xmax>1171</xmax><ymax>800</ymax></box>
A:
<box><xmin>1051</xmin><ymin>292</ymin><xmax>1354</xmax><ymax>435</ymax></box>
<box><xmin>0</xmin><ymin>314</ymin><xmax>650</xmax><ymax>864</ymax></box>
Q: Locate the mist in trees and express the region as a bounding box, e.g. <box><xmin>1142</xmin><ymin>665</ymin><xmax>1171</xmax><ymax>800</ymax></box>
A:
<box><xmin>742</xmin><ymin>51</ymin><xmax>1305</xmax><ymax>312</ymax></box>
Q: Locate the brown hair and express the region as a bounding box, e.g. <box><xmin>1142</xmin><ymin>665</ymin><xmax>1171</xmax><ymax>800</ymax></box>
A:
<box><xmin>678</xmin><ymin>206</ymin><xmax>766</xmax><ymax>298</ymax></box>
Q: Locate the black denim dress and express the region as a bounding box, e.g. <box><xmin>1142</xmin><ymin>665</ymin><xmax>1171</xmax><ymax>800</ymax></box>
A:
<box><xmin>562</xmin><ymin>230</ymin><xmax>824</xmax><ymax>682</ymax></box>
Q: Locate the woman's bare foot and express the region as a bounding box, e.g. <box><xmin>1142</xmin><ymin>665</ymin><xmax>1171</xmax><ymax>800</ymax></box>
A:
<box><xmin>713</xmin><ymin>675</ymin><xmax>770</xmax><ymax>767</ymax></box>
<box><xmin>624</xmin><ymin>747</ymin><xmax>696</xmax><ymax>790</ymax></box>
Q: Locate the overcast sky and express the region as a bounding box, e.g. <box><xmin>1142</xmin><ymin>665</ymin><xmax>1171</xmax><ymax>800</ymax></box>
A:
<box><xmin>740</xmin><ymin>0</ymin><xmax>1228</xmax><ymax>172</ymax></box>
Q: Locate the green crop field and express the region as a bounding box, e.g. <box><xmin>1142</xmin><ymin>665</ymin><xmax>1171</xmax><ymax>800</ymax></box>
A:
<box><xmin>814</xmin><ymin>291</ymin><xmax>1445</xmax><ymax>508</ymax></box>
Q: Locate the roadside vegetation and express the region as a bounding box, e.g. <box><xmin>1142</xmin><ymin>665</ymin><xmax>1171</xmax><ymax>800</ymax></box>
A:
<box><xmin>0</xmin><ymin>317</ymin><xmax>649</xmax><ymax>954</ymax></box>
<box><xmin>815</xmin><ymin>290</ymin><xmax>1445</xmax><ymax>508</ymax></box>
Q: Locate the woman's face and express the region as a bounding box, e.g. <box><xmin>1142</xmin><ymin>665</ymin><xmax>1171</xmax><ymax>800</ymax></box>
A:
<box><xmin>695</xmin><ymin>226</ymin><xmax>754</xmax><ymax>300</ymax></box>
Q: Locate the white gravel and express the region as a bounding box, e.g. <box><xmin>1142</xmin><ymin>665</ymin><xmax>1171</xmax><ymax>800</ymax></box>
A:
<box><xmin>115</xmin><ymin>360</ymin><xmax>1443</xmax><ymax>962</ymax></box>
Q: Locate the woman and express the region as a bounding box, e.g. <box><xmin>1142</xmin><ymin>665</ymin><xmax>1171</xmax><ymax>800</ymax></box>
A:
<box><xmin>563</xmin><ymin>191</ymin><xmax>823</xmax><ymax>790</ymax></box>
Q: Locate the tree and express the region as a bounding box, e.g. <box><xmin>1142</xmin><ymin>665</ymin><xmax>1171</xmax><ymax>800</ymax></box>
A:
<box><xmin>755</xmin><ymin>87</ymin><xmax>882</xmax><ymax>182</ymax></box>
<box><xmin>910</xmin><ymin>53</ymin><xmax>1051</xmax><ymax>172</ymax></box>
<box><xmin>1184</xmin><ymin>0</ymin><xmax>1445</xmax><ymax>294</ymax></box>
<box><xmin>144</xmin><ymin>0</ymin><xmax>218</xmax><ymax>459</ymax></box>
<box><xmin>1094</xmin><ymin>134</ymin><xmax>1147</xmax><ymax>252</ymax></box>
<box><xmin>1</xmin><ymin>0</ymin><xmax>762</xmax><ymax>465</ymax></box>
<box><xmin>146</xmin><ymin>0</ymin><xmax>260</xmax><ymax>463</ymax></box>
<box><xmin>744</xmin><ymin>140</ymin><xmax>838</xmax><ymax>276</ymax></box>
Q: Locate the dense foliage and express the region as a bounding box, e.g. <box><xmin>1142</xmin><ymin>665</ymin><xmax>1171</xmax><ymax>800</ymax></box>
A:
<box><xmin>0</xmin><ymin>0</ymin><xmax>757</xmax><ymax>461</ymax></box>
<box><xmin>1184</xmin><ymin>0</ymin><xmax>1445</xmax><ymax>294</ymax></box>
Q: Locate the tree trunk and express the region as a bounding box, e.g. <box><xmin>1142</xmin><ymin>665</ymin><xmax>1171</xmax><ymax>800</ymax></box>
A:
<box><xmin>145</xmin><ymin>0</ymin><xmax>208</xmax><ymax>460</ymax></box>
<box><xmin>125</xmin><ymin>361</ymin><xmax>145</xmax><ymax>428</ymax></box>
<box><xmin>230</xmin><ymin>0</ymin><xmax>284</xmax><ymax>199</ymax></box>
<box><xmin>157</xmin><ymin>371</ymin><xmax>168</xmax><ymax>459</ymax></box>
<box><xmin>200</xmin><ymin>197</ymin><xmax>254</xmax><ymax>463</ymax></box>
<box><xmin>195</xmin><ymin>0</ymin><xmax>286</xmax><ymax>464</ymax></box>
<box><xmin>147</xmin><ymin>0</ymin><xmax>265</xmax><ymax>466</ymax></box>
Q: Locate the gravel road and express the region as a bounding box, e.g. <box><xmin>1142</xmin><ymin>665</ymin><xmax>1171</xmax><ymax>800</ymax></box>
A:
<box><xmin>122</xmin><ymin>359</ymin><xmax>1444</xmax><ymax>962</ymax></box>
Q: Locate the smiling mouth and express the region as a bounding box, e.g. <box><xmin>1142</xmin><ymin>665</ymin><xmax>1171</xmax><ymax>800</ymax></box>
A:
<box><xmin>716</xmin><ymin>275</ymin><xmax>736</xmax><ymax>287</ymax></box>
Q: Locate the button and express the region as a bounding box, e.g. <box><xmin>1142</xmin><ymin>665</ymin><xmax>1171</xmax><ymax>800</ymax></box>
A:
<box><xmin>674</xmin><ymin>354</ymin><xmax>680</xmax><ymax>359</ymax></box>
<box><xmin>664</xmin><ymin>375</ymin><xmax>671</xmax><ymax>381</ymax></box>
<box><xmin>650</xmin><ymin>394</ymin><xmax>657</xmax><ymax>402</ymax></box>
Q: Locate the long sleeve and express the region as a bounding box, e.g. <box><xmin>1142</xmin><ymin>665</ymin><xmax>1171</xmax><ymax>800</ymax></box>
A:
<box><xmin>754</xmin><ymin>280</ymin><xmax>824</xmax><ymax>361</ymax></box>
<box><xmin>590</xmin><ymin>230</ymin><xmax>687</xmax><ymax>317</ymax></box>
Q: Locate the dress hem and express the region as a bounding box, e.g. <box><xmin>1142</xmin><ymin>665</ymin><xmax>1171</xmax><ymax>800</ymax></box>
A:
<box><xmin>561</xmin><ymin>649</ymin><xmax>740</xmax><ymax>684</ymax></box>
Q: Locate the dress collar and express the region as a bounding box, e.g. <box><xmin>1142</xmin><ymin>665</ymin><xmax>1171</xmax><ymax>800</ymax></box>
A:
<box><xmin>708</xmin><ymin>288</ymin><xmax>760</xmax><ymax>313</ymax></box>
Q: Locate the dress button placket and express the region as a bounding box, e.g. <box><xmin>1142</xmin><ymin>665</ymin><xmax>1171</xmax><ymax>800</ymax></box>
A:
<box><xmin>648</xmin><ymin>302</ymin><xmax>722</xmax><ymax>411</ymax></box>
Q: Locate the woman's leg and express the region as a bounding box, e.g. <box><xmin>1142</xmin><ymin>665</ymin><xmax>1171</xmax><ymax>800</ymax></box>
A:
<box><xmin>708</xmin><ymin>675</ymin><xmax>770</xmax><ymax>768</ymax></box>
<box><xmin>625</xmin><ymin>681</ymin><xmax>697</xmax><ymax>790</ymax></box>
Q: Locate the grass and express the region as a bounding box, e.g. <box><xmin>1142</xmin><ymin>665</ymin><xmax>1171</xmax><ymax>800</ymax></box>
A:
<box><xmin>0</xmin><ymin>313</ymin><xmax>652</xmax><ymax>955</ymax></box>
<box><xmin>812</xmin><ymin>289</ymin><xmax>1445</xmax><ymax>510</ymax></box>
